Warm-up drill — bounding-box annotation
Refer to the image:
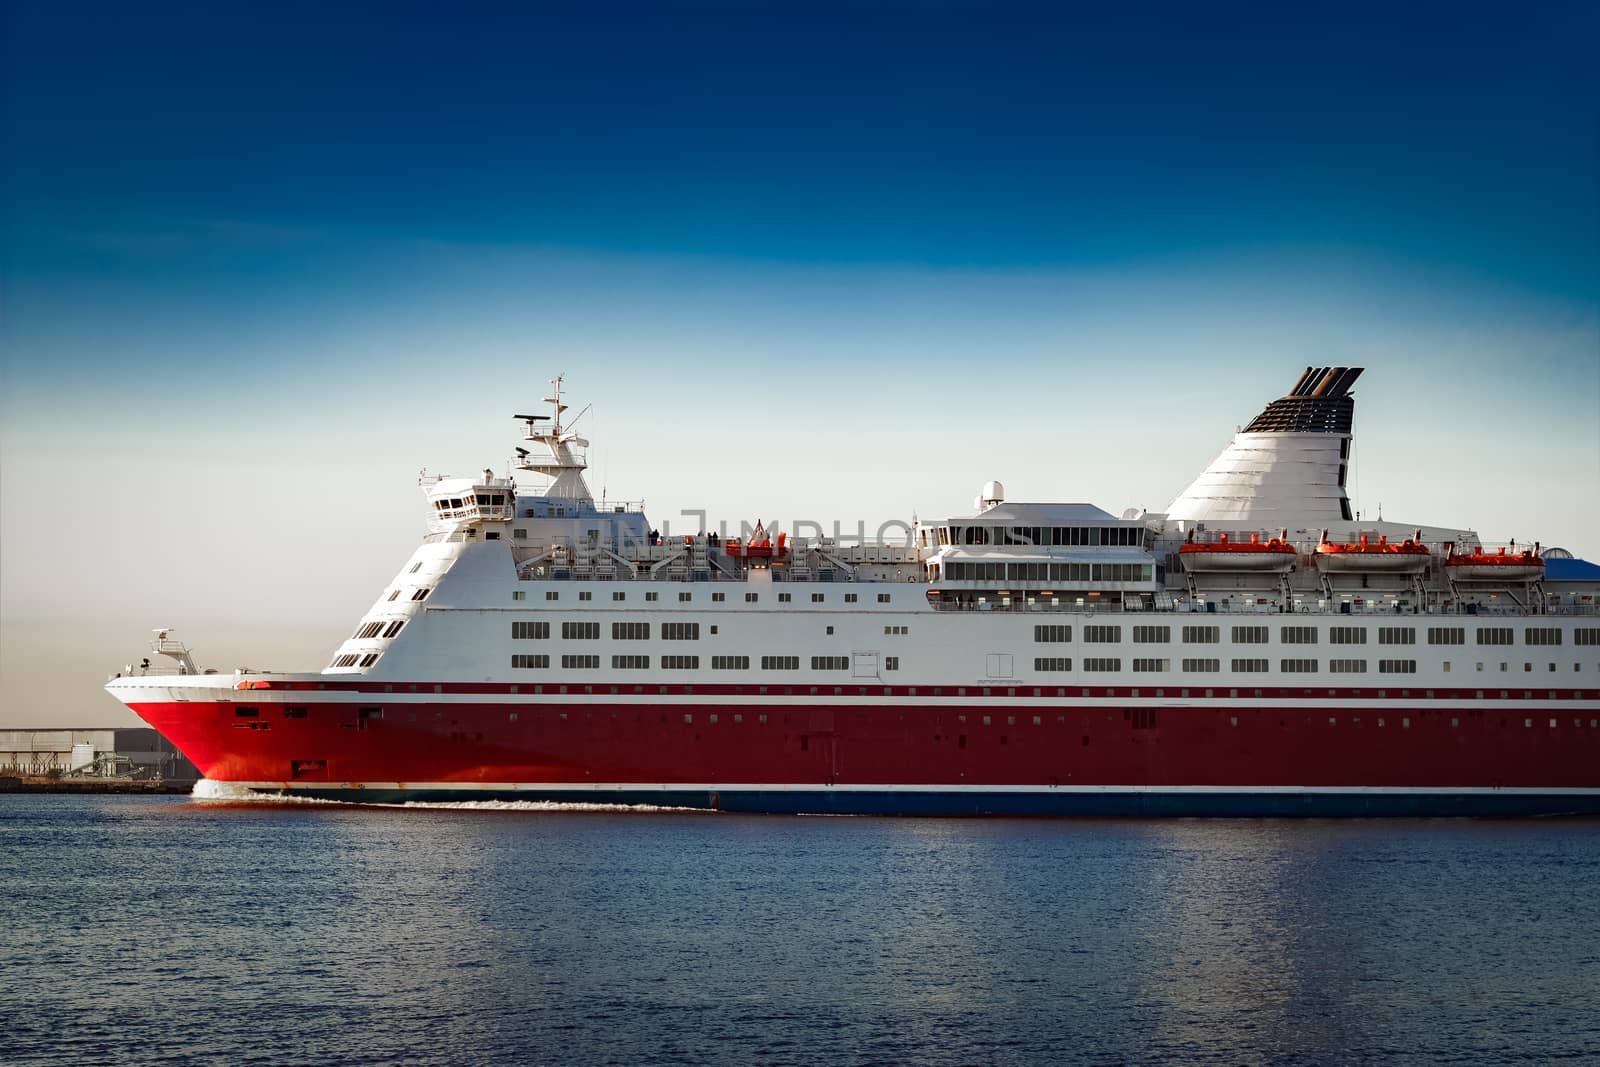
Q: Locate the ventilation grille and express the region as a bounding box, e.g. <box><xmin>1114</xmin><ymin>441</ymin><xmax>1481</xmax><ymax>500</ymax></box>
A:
<box><xmin>1242</xmin><ymin>366</ymin><xmax>1362</xmax><ymax>433</ymax></box>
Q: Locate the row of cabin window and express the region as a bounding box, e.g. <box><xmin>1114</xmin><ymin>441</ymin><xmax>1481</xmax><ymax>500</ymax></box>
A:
<box><xmin>511</xmin><ymin>621</ymin><xmax>701</xmax><ymax>640</ymax></box>
<box><xmin>936</xmin><ymin>525</ymin><xmax>1147</xmax><ymax>548</ymax></box>
<box><xmin>433</xmin><ymin>493</ymin><xmax>506</xmax><ymax>511</ymax></box>
<box><xmin>331</xmin><ymin>652</ymin><xmax>381</xmax><ymax>668</ymax></box>
<box><xmin>1033</xmin><ymin>657</ymin><xmax>1419</xmax><ymax>674</ymax></box>
<box><xmin>352</xmin><ymin>620</ymin><xmax>406</xmax><ymax>640</ymax></box>
<box><xmin>512</xmin><ymin>590</ymin><xmax>898</xmax><ymax>604</ymax></box>
<box><xmin>1035</xmin><ymin>624</ymin><xmax>1590</xmax><ymax>647</ymax></box>
<box><xmin>385</xmin><ymin>588</ymin><xmax>431</xmax><ymax>602</ymax></box>
<box><xmin>943</xmin><ymin>562</ymin><xmax>1155</xmax><ymax>582</ymax></box>
<box><xmin>511</xmin><ymin>654</ymin><xmax>902</xmax><ymax>671</ymax></box>
<box><xmin>502</xmin><ymin>655</ymin><xmax>1580</xmax><ymax>676</ymax></box>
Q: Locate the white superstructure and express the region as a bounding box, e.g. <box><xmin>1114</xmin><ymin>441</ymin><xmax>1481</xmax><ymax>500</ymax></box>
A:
<box><xmin>302</xmin><ymin>369</ymin><xmax>1597</xmax><ymax>690</ymax></box>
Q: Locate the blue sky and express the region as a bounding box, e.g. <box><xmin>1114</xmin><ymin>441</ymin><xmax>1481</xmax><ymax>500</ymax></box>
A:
<box><xmin>7</xmin><ymin>3</ymin><xmax>1597</xmax><ymax>278</ymax></box>
<box><xmin>2</xmin><ymin>1</ymin><xmax>1597</xmax><ymax>722</ymax></box>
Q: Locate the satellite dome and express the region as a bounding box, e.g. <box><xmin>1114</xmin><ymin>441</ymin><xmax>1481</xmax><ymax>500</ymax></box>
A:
<box><xmin>980</xmin><ymin>480</ymin><xmax>1005</xmax><ymax>507</ymax></box>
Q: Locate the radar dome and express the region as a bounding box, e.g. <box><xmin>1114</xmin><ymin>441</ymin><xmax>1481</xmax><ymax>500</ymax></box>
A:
<box><xmin>980</xmin><ymin>480</ymin><xmax>1005</xmax><ymax>506</ymax></box>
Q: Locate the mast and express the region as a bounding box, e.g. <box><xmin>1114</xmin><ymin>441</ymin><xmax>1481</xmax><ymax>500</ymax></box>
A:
<box><xmin>513</xmin><ymin>375</ymin><xmax>594</xmax><ymax>502</ymax></box>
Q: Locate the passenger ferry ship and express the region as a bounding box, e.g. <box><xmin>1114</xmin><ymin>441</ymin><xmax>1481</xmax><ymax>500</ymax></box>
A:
<box><xmin>106</xmin><ymin>369</ymin><xmax>1600</xmax><ymax>815</ymax></box>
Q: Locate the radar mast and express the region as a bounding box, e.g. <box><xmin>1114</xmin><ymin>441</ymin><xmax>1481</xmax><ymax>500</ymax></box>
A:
<box><xmin>513</xmin><ymin>375</ymin><xmax>594</xmax><ymax>502</ymax></box>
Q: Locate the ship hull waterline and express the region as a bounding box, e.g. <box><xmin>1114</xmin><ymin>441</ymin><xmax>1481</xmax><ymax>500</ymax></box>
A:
<box><xmin>127</xmin><ymin>691</ymin><xmax>1600</xmax><ymax>817</ymax></box>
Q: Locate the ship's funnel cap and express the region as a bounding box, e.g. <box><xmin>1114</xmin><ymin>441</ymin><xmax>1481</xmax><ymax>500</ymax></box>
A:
<box><xmin>1242</xmin><ymin>366</ymin><xmax>1362</xmax><ymax>434</ymax></box>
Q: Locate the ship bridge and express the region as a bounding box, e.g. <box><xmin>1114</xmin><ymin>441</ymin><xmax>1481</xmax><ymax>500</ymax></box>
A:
<box><xmin>425</xmin><ymin>473</ymin><xmax>516</xmax><ymax>534</ymax></box>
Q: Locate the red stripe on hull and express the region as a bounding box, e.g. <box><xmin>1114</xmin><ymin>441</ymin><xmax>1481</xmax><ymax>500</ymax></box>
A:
<box><xmin>267</xmin><ymin>680</ymin><xmax>1600</xmax><ymax>700</ymax></box>
<box><xmin>129</xmin><ymin>699</ymin><xmax>1600</xmax><ymax>790</ymax></box>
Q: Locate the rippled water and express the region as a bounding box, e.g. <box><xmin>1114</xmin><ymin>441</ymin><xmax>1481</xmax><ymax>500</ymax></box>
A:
<box><xmin>3</xmin><ymin>793</ymin><xmax>1598</xmax><ymax>1065</ymax></box>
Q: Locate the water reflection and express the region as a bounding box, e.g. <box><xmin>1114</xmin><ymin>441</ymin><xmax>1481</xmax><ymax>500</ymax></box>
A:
<box><xmin>4</xmin><ymin>799</ymin><xmax>1599</xmax><ymax>1066</ymax></box>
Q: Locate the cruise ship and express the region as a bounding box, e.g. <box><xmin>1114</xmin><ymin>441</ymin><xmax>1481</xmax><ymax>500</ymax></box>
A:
<box><xmin>106</xmin><ymin>369</ymin><xmax>1600</xmax><ymax>815</ymax></box>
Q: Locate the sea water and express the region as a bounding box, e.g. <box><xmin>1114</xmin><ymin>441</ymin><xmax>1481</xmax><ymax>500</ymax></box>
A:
<box><xmin>3</xmin><ymin>792</ymin><xmax>1598</xmax><ymax>1065</ymax></box>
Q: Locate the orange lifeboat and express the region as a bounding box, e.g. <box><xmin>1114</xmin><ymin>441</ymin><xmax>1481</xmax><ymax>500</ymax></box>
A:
<box><xmin>1178</xmin><ymin>530</ymin><xmax>1297</xmax><ymax>573</ymax></box>
<box><xmin>724</xmin><ymin>524</ymin><xmax>788</xmax><ymax>560</ymax></box>
<box><xmin>1314</xmin><ymin>530</ymin><xmax>1431</xmax><ymax>574</ymax></box>
<box><xmin>1445</xmin><ymin>543</ymin><xmax>1544</xmax><ymax>582</ymax></box>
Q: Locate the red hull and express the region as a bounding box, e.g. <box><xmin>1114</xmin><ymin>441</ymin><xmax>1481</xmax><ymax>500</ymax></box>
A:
<box><xmin>131</xmin><ymin>687</ymin><xmax>1600</xmax><ymax>793</ymax></box>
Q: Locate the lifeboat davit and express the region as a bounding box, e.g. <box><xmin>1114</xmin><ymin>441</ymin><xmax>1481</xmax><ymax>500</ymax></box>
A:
<box><xmin>1314</xmin><ymin>530</ymin><xmax>1431</xmax><ymax>574</ymax></box>
<box><xmin>1445</xmin><ymin>543</ymin><xmax>1544</xmax><ymax>582</ymax></box>
<box><xmin>1178</xmin><ymin>531</ymin><xmax>1296</xmax><ymax>573</ymax></box>
<box><xmin>724</xmin><ymin>524</ymin><xmax>788</xmax><ymax>559</ymax></box>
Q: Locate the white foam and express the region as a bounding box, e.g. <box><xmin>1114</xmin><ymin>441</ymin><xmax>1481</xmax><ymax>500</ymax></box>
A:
<box><xmin>390</xmin><ymin>799</ymin><xmax>714</xmax><ymax>813</ymax></box>
<box><xmin>189</xmin><ymin>779</ymin><xmax>344</xmax><ymax>805</ymax></box>
<box><xmin>188</xmin><ymin>779</ymin><xmax>712</xmax><ymax>813</ymax></box>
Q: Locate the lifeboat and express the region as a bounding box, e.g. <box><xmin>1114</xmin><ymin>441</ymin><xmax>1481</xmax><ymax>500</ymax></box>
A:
<box><xmin>1445</xmin><ymin>543</ymin><xmax>1544</xmax><ymax>582</ymax></box>
<box><xmin>1313</xmin><ymin>530</ymin><xmax>1431</xmax><ymax>574</ymax></box>
<box><xmin>1178</xmin><ymin>530</ymin><xmax>1296</xmax><ymax>573</ymax></box>
<box><xmin>724</xmin><ymin>523</ymin><xmax>788</xmax><ymax>559</ymax></box>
